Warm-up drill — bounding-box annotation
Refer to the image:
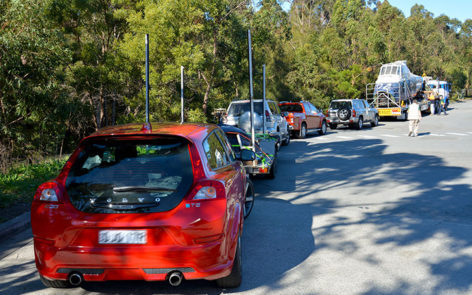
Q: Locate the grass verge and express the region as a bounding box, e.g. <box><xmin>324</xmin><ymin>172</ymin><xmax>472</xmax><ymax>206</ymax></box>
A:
<box><xmin>0</xmin><ymin>158</ymin><xmax>67</xmax><ymax>223</ymax></box>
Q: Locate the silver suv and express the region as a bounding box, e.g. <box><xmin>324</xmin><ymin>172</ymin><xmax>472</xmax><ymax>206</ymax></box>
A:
<box><xmin>223</xmin><ymin>99</ymin><xmax>290</xmax><ymax>146</ymax></box>
<box><xmin>327</xmin><ymin>99</ymin><xmax>379</xmax><ymax>130</ymax></box>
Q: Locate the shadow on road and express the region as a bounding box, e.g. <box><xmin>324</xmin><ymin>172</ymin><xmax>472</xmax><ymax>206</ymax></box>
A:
<box><xmin>252</xmin><ymin>137</ymin><xmax>472</xmax><ymax>294</ymax></box>
<box><xmin>2</xmin><ymin>135</ymin><xmax>471</xmax><ymax>294</ymax></box>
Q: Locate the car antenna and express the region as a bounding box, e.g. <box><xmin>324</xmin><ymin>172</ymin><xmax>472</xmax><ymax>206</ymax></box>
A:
<box><xmin>181</xmin><ymin>66</ymin><xmax>184</xmax><ymax>124</ymax></box>
<box><xmin>180</xmin><ymin>66</ymin><xmax>184</xmax><ymax>124</ymax></box>
<box><xmin>142</xmin><ymin>34</ymin><xmax>152</xmax><ymax>132</ymax></box>
<box><xmin>248</xmin><ymin>29</ymin><xmax>255</xmax><ymax>151</ymax></box>
<box><xmin>262</xmin><ymin>64</ymin><xmax>266</xmax><ymax>134</ymax></box>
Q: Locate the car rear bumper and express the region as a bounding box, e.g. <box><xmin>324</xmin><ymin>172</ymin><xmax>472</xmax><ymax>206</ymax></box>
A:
<box><xmin>327</xmin><ymin>117</ymin><xmax>357</xmax><ymax>125</ymax></box>
<box><xmin>34</xmin><ymin>237</ymin><xmax>232</xmax><ymax>282</ymax></box>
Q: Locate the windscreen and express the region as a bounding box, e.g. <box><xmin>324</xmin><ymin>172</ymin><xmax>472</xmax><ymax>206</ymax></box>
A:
<box><xmin>65</xmin><ymin>137</ymin><xmax>193</xmax><ymax>213</ymax></box>
<box><xmin>228</xmin><ymin>102</ymin><xmax>263</xmax><ymax>116</ymax></box>
<box><xmin>279</xmin><ymin>104</ymin><xmax>303</xmax><ymax>112</ymax></box>
<box><xmin>380</xmin><ymin>66</ymin><xmax>399</xmax><ymax>75</ymax></box>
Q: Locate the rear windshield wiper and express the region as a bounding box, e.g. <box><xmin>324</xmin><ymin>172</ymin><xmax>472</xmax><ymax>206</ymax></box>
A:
<box><xmin>112</xmin><ymin>186</ymin><xmax>176</xmax><ymax>193</ymax></box>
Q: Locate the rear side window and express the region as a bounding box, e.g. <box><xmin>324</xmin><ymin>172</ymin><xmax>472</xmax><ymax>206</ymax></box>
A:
<box><xmin>65</xmin><ymin>137</ymin><xmax>193</xmax><ymax>214</ymax></box>
<box><xmin>203</xmin><ymin>132</ymin><xmax>230</xmax><ymax>170</ymax></box>
<box><xmin>268</xmin><ymin>102</ymin><xmax>279</xmax><ymax>115</ymax></box>
<box><xmin>355</xmin><ymin>101</ymin><xmax>363</xmax><ymax>109</ymax></box>
<box><xmin>310</xmin><ymin>103</ymin><xmax>319</xmax><ymax>113</ymax></box>
<box><xmin>215</xmin><ymin>129</ymin><xmax>235</xmax><ymax>161</ymax></box>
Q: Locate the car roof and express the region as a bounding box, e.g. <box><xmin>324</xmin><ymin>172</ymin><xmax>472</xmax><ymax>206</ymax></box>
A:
<box><xmin>218</xmin><ymin>124</ymin><xmax>250</xmax><ymax>137</ymax></box>
<box><xmin>229</xmin><ymin>99</ymin><xmax>274</xmax><ymax>103</ymax></box>
<box><xmin>279</xmin><ymin>101</ymin><xmax>303</xmax><ymax>104</ymax></box>
<box><xmin>84</xmin><ymin>122</ymin><xmax>216</xmax><ymax>142</ymax></box>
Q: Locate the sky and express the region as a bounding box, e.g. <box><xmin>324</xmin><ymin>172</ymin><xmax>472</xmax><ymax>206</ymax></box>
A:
<box><xmin>387</xmin><ymin>0</ymin><xmax>471</xmax><ymax>22</ymax></box>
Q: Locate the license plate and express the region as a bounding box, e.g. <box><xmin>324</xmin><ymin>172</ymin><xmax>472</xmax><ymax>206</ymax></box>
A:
<box><xmin>99</xmin><ymin>230</ymin><xmax>147</xmax><ymax>244</ymax></box>
<box><xmin>378</xmin><ymin>108</ymin><xmax>401</xmax><ymax>116</ymax></box>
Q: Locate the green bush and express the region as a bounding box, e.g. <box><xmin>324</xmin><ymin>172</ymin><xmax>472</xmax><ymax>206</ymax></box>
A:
<box><xmin>0</xmin><ymin>158</ymin><xmax>67</xmax><ymax>209</ymax></box>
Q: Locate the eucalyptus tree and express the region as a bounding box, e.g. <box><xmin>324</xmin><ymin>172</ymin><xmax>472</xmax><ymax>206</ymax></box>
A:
<box><xmin>0</xmin><ymin>0</ymin><xmax>75</xmax><ymax>168</ymax></box>
<box><xmin>119</xmin><ymin>0</ymin><xmax>249</xmax><ymax>123</ymax></box>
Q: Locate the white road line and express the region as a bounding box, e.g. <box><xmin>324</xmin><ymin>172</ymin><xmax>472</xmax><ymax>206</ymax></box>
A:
<box><xmin>336</xmin><ymin>136</ymin><xmax>354</xmax><ymax>139</ymax></box>
<box><xmin>381</xmin><ymin>134</ymin><xmax>400</xmax><ymax>138</ymax></box>
<box><xmin>315</xmin><ymin>137</ymin><xmax>328</xmax><ymax>141</ymax></box>
<box><xmin>467</xmin><ymin>132</ymin><xmax>472</xmax><ymax>135</ymax></box>
<box><xmin>446</xmin><ymin>132</ymin><xmax>468</xmax><ymax>136</ymax></box>
<box><xmin>430</xmin><ymin>134</ymin><xmax>446</xmax><ymax>137</ymax></box>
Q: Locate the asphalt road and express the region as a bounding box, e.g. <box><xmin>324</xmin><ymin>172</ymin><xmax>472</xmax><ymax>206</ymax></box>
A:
<box><xmin>1</xmin><ymin>100</ymin><xmax>472</xmax><ymax>295</ymax></box>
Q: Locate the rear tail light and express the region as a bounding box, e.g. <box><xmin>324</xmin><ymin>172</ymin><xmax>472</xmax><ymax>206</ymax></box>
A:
<box><xmin>34</xmin><ymin>182</ymin><xmax>62</xmax><ymax>202</ymax></box>
<box><xmin>265</xmin><ymin>110</ymin><xmax>271</xmax><ymax>122</ymax></box>
<box><xmin>288</xmin><ymin>113</ymin><xmax>294</xmax><ymax>124</ymax></box>
<box><xmin>189</xmin><ymin>180</ymin><xmax>226</xmax><ymax>201</ymax></box>
<box><xmin>259</xmin><ymin>167</ymin><xmax>268</xmax><ymax>173</ymax></box>
<box><xmin>352</xmin><ymin>110</ymin><xmax>357</xmax><ymax>117</ymax></box>
<box><xmin>193</xmin><ymin>186</ymin><xmax>217</xmax><ymax>200</ymax></box>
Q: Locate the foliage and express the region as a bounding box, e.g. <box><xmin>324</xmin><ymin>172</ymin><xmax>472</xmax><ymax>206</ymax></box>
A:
<box><xmin>1</xmin><ymin>0</ymin><xmax>472</xmax><ymax>172</ymax></box>
<box><xmin>0</xmin><ymin>158</ymin><xmax>67</xmax><ymax>208</ymax></box>
<box><xmin>0</xmin><ymin>0</ymin><xmax>75</xmax><ymax>168</ymax></box>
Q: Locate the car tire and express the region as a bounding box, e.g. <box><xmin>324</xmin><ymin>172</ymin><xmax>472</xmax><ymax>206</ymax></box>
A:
<box><xmin>329</xmin><ymin>123</ymin><xmax>337</xmax><ymax>130</ymax></box>
<box><xmin>282</xmin><ymin>129</ymin><xmax>290</xmax><ymax>146</ymax></box>
<box><xmin>243</xmin><ymin>179</ymin><xmax>254</xmax><ymax>219</ymax></box>
<box><xmin>338</xmin><ymin>108</ymin><xmax>351</xmax><ymax>121</ymax></box>
<box><xmin>356</xmin><ymin>117</ymin><xmax>363</xmax><ymax>130</ymax></box>
<box><xmin>298</xmin><ymin>123</ymin><xmax>307</xmax><ymax>139</ymax></box>
<box><xmin>318</xmin><ymin>121</ymin><xmax>327</xmax><ymax>135</ymax></box>
<box><xmin>216</xmin><ymin>235</ymin><xmax>242</xmax><ymax>288</ymax></box>
<box><xmin>371</xmin><ymin>115</ymin><xmax>379</xmax><ymax>127</ymax></box>
<box><xmin>397</xmin><ymin>111</ymin><xmax>408</xmax><ymax>121</ymax></box>
<box><xmin>40</xmin><ymin>275</ymin><xmax>73</xmax><ymax>289</ymax></box>
<box><xmin>267</xmin><ymin>153</ymin><xmax>277</xmax><ymax>179</ymax></box>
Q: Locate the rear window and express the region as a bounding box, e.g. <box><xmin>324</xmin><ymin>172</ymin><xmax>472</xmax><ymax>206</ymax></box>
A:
<box><xmin>203</xmin><ymin>132</ymin><xmax>230</xmax><ymax>170</ymax></box>
<box><xmin>330</xmin><ymin>101</ymin><xmax>352</xmax><ymax>109</ymax></box>
<box><xmin>228</xmin><ymin>101</ymin><xmax>263</xmax><ymax>116</ymax></box>
<box><xmin>279</xmin><ymin>104</ymin><xmax>303</xmax><ymax>112</ymax></box>
<box><xmin>65</xmin><ymin>136</ymin><xmax>193</xmax><ymax>213</ymax></box>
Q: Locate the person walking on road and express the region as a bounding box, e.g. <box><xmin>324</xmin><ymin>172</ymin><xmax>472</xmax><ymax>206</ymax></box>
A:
<box><xmin>434</xmin><ymin>94</ymin><xmax>441</xmax><ymax>115</ymax></box>
<box><xmin>408</xmin><ymin>99</ymin><xmax>422</xmax><ymax>137</ymax></box>
<box><xmin>439</xmin><ymin>95</ymin><xmax>448</xmax><ymax>115</ymax></box>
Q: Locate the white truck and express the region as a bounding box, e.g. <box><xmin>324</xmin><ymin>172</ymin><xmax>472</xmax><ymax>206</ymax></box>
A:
<box><xmin>427</xmin><ymin>80</ymin><xmax>450</xmax><ymax>103</ymax></box>
<box><xmin>366</xmin><ymin>60</ymin><xmax>429</xmax><ymax>119</ymax></box>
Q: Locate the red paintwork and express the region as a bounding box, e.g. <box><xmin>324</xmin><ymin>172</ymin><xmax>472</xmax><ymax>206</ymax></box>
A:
<box><xmin>31</xmin><ymin>122</ymin><xmax>246</xmax><ymax>283</ymax></box>
<box><xmin>279</xmin><ymin>102</ymin><xmax>326</xmax><ymax>132</ymax></box>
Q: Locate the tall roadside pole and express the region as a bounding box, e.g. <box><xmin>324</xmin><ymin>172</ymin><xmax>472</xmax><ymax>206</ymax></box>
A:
<box><xmin>181</xmin><ymin>66</ymin><xmax>184</xmax><ymax>124</ymax></box>
<box><xmin>248</xmin><ymin>30</ymin><xmax>256</xmax><ymax>151</ymax></box>
<box><xmin>262</xmin><ymin>64</ymin><xmax>266</xmax><ymax>134</ymax></box>
<box><xmin>145</xmin><ymin>34</ymin><xmax>150</xmax><ymax>125</ymax></box>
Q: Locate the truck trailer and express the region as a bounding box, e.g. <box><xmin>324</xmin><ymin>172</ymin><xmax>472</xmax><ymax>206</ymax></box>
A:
<box><xmin>366</xmin><ymin>61</ymin><xmax>430</xmax><ymax>119</ymax></box>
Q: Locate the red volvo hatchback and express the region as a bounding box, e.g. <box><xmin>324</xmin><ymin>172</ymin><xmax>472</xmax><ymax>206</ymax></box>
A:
<box><xmin>31</xmin><ymin>123</ymin><xmax>252</xmax><ymax>288</ymax></box>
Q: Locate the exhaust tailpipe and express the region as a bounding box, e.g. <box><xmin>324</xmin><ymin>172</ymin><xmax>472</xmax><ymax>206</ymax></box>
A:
<box><xmin>68</xmin><ymin>272</ymin><xmax>83</xmax><ymax>286</ymax></box>
<box><xmin>167</xmin><ymin>271</ymin><xmax>183</xmax><ymax>287</ymax></box>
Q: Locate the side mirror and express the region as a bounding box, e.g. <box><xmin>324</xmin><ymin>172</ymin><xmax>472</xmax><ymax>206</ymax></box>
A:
<box><xmin>282</xmin><ymin>111</ymin><xmax>289</xmax><ymax>117</ymax></box>
<box><xmin>239</xmin><ymin>149</ymin><xmax>256</xmax><ymax>161</ymax></box>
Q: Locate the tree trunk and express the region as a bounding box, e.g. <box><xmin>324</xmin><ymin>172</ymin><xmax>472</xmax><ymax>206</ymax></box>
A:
<box><xmin>202</xmin><ymin>72</ymin><xmax>211</xmax><ymax>115</ymax></box>
<box><xmin>112</xmin><ymin>95</ymin><xmax>116</xmax><ymax>125</ymax></box>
